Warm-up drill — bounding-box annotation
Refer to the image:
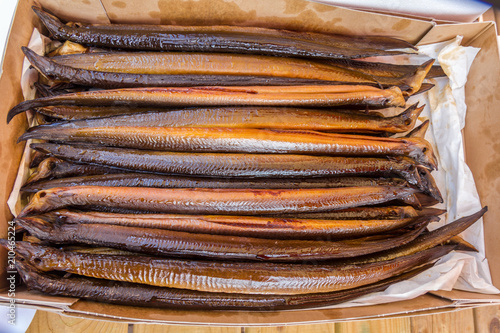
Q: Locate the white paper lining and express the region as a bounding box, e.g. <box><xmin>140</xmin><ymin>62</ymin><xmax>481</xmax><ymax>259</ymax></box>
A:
<box><xmin>7</xmin><ymin>32</ymin><xmax>499</xmax><ymax>311</ymax></box>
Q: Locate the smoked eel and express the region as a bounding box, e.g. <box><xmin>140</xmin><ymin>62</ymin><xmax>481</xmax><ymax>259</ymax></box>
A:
<box><xmin>21</xmin><ymin>173</ymin><xmax>409</xmax><ymax>193</ymax></box>
<box><xmin>17</xmin><ymin>210</ymin><xmax>433</xmax><ymax>240</ymax></box>
<box><xmin>20</xmin><ymin>127</ymin><xmax>437</xmax><ymax>168</ymax></box>
<box><xmin>14</xmin><ymin>260</ymin><xmax>433</xmax><ymax>310</ymax></box>
<box><xmin>7</xmin><ymin>85</ymin><xmax>406</xmax><ymax>123</ymax></box>
<box><xmin>29</xmin><ymin>143</ymin><xmax>442</xmax><ymax>200</ymax></box>
<box><xmin>17</xmin><ymin>185</ymin><xmax>421</xmax><ymax>217</ymax></box>
<box><xmin>12</xmin><ymin>241</ymin><xmax>452</xmax><ymax>295</ymax></box>
<box><xmin>26</xmin><ymin>104</ymin><xmax>424</xmax><ymax>134</ymax></box>
<box><xmin>15</xmin><ymin>215</ymin><xmax>430</xmax><ymax>261</ymax></box>
<box><xmin>24</xmin><ymin>47</ymin><xmax>432</xmax><ymax>93</ymax></box>
<box><xmin>33</xmin><ymin>6</ymin><xmax>415</xmax><ymax>60</ymax></box>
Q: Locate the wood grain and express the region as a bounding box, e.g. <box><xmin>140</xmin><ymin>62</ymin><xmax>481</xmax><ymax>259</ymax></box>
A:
<box><xmin>410</xmin><ymin>308</ymin><xmax>475</xmax><ymax>333</ymax></box>
<box><xmin>25</xmin><ymin>306</ymin><xmax>500</xmax><ymax>333</ymax></box>
<box><xmin>25</xmin><ymin>310</ymin><xmax>128</xmax><ymax>333</ymax></box>
<box><xmin>133</xmin><ymin>324</ymin><xmax>240</xmax><ymax>333</ymax></box>
<box><xmin>473</xmin><ymin>304</ymin><xmax>500</xmax><ymax>333</ymax></box>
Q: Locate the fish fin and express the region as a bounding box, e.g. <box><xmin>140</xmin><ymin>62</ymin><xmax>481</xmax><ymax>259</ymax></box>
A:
<box><xmin>447</xmin><ymin>236</ymin><xmax>478</xmax><ymax>252</ymax></box>
<box><xmin>401</xmin><ymin>59</ymin><xmax>435</xmax><ymax>96</ymax></box>
<box><xmin>405</xmin><ymin>119</ymin><xmax>429</xmax><ymax>139</ymax></box>
<box><xmin>415</xmin><ymin>165</ymin><xmax>443</xmax><ymax>203</ymax></box>
<box><xmin>400</xmin><ymin>193</ymin><xmax>422</xmax><ymax>209</ymax></box>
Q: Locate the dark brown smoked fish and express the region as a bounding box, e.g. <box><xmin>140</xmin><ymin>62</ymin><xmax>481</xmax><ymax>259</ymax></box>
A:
<box><xmin>33</xmin><ymin>7</ymin><xmax>415</xmax><ymax>60</ymax></box>
<box><xmin>28</xmin><ymin>143</ymin><xmax>442</xmax><ymax>200</ymax></box>
<box><xmin>12</xmin><ymin>241</ymin><xmax>451</xmax><ymax>295</ymax></box>
<box><xmin>13</xmin><ymin>259</ymin><xmax>435</xmax><ymax>310</ymax></box>
<box><xmin>17</xmin><ymin>210</ymin><xmax>432</xmax><ymax>240</ymax></box>
<box><xmin>15</xmin><ymin>215</ymin><xmax>430</xmax><ymax>261</ymax></box>
<box><xmin>21</xmin><ymin>173</ymin><xmax>409</xmax><ymax>193</ymax></box>
<box><xmin>23</xmin><ymin>157</ymin><xmax>122</xmax><ymax>186</ymax></box>
<box><xmin>7</xmin><ymin>85</ymin><xmax>406</xmax><ymax>123</ymax></box>
<box><xmin>17</xmin><ymin>185</ymin><xmax>421</xmax><ymax>217</ymax></box>
<box><xmin>19</xmin><ymin>127</ymin><xmax>437</xmax><ymax>168</ymax></box>
<box><xmin>344</xmin><ymin>207</ymin><xmax>488</xmax><ymax>264</ymax></box>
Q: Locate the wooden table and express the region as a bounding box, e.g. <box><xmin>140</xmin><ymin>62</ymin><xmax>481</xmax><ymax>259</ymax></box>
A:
<box><xmin>25</xmin><ymin>305</ymin><xmax>500</xmax><ymax>332</ymax></box>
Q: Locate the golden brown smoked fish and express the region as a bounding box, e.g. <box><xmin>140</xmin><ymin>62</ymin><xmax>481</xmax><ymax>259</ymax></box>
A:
<box><xmin>23</xmin><ymin>47</ymin><xmax>378</xmax><ymax>88</ymax></box>
<box><xmin>14</xmin><ymin>260</ymin><xmax>434</xmax><ymax>310</ymax></box>
<box><xmin>28</xmin><ymin>143</ymin><xmax>443</xmax><ymax>201</ymax></box>
<box><xmin>24</xmin><ymin>47</ymin><xmax>432</xmax><ymax>93</ymax></box>
<box><xmin>17</xmin><ymin>210</ymin><xmax>432</xmax><ymax>240</ymax></box>
<box><xmin>17</xmin><ymin>185</ymin><xmax>421</xmax><ymax>217</ymax></box>
<box><xmin>33</xmin><ymin>7</ymin><xmax>415</xmax><ymax>59</ymax></box>
<box><xmin>12</xmin><ymin>240</ymin><xmax>451</xmax><ymax>295</ymax></box>
<box><xmin>20</xmin><ymin>127</ymin><xmax>436</xmax><ymax>168</ymax></box>
<box><xmin>27</xmin><ymin>104</ymin><xmax>423</xmax><ymax>134</ymax></box>
<box><xmin>7</xmin><ymin>85</ymin><xmax>406</xmax><ymax>123</ymax></box>
<box><xmin>15</xmin><ymin>215</ymin><xmax>430</xmax><ymax>261</ymax></box>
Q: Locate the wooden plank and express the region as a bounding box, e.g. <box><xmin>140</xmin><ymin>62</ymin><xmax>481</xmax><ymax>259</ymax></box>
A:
<box><xmin>25</xmin><ymin>310</ymin><xmax>129</xmax><ymax>333</ymax></box>
<box><xmin>245</xmin><ymin>323</ymin><xmax>335</xmax><ymax>332</ymax></box>
<box><xmin>334</xmin><ymin>317</ymin><xmax>411</xmax><ymax>333</ymax></box>
<box><xmin>133</xmin><ymin>324</ymin><xmax>240</xmax><ymax>333</ymax></box>
<box><xmin>411</xmin><ymin>308</ymin><xmax>475</xmax><ymax>333</ymax></box>
<box><xmin>25</xmin><ymin>306</ymin><xmax>500</xmax><ymax>332</ymax></box>
<box><xmin>473</xmin><ymin>304</ymin><xmax>500</xmax><ymax>332</ymax></box>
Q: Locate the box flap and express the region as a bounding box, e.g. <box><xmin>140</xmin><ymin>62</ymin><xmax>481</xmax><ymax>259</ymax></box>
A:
<box><xmin>36</xmin><ymin>0</ymin><xmax>110</xmax><ymax>23</ymax></box>
<box><xmin>98</xmin><ymin>0</ymin><xmax>433</xmax><ymax>44</ymax></box>
<box><xmin>60</xmin><ymin>295</ymin><xmax>453</xmax><ymax>326</ymax></box>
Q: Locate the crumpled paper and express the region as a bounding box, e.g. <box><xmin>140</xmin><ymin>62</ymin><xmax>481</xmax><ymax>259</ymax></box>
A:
<box><xmin>8</xmin><ymin>31</ymin><xmax>499</xmax><ymax>311</ymax></box>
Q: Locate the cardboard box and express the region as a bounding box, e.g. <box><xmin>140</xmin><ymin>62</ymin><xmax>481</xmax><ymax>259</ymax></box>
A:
<box><xmin>1</xmin><ymin>0</ymin><xmax>500</xmax><ymax>326</ymax></box>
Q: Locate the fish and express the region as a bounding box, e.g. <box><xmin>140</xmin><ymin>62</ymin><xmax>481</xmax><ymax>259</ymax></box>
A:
<box><xmin>20</xmin><ymin>173</ymin><xmax>409</xmax><ymax>193</ymax></box>
<box><xmin>325</xmin><ymin>58</ymin><xmax>445</xmax><ymax>80</ymax></box>
<box><xmin>28</xmin><ymin>143</ymin><xmax>442</xmax><ymax>200</ymax></box>
<box><xmin>24</xmin><ymin>47</ymin><xmax>378</xmax><ymax>87</ymax></box>
<box><xmin>19</xmin><ymin>126</ymin><xmax>436</xmax><ymax>168</ymax></box>
<box><xmin>17</xmin><ymin>185</ymin><xmax>421</xmax><ymax>217</ymax></box>
<box><xmin>23</xmin><ymin>157</ymin><xmax>122</xmax><ymax>186</ymax></box>
<box><xmin>33</xmin><ymin>6</ymin><xmax>416</xmax><ymax>60</ymax></box>
<box><xmin>14</xmin><ymin>259</ymin><xmax>434</xmax><ymax>310</ymax></box>
<box><xmin>24</xmin><ymin>47</ymin><xmax>433</xmax><ymax>94</ymax></box>
<box><xmin>15</xmin><ymin>214</ymin><xmax>430</xmax><ymax>261</ymax></box>
<box><xmin>18</xmin><ymin>209</ymin><xmax>433</xmax><ymax>240</ymax></box>
<box><xmin>26</xmin><ymin>104</ymin><xmax>424</xmax><ymax>134</ymax></box>
<box><xmin>11</xmin><ymin>240</ymin><xmax>453</xmax><ymax>295</ymax></box>
<box><xmin>343</xmin><ymin>207</ymin><xmax>487</xmax><ymax>264</ymax></box>
<box><xmin>274</xmin><ymin>206</ymin><xmax>445</xmax><ymax>220</ymax></box>
<box><xmin>7</xmin><ymin>85</ymin><xmax>406</xmax><ymax>123</ymax></box>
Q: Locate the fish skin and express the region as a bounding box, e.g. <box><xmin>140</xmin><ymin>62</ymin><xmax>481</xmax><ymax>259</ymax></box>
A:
<box><xmin>342</xmin><ymin>207</ymin><xmax>488</xmax><ymax>265</ymax></box>
<box><xmin>29</xmin><ymin>143</ymin><xmax>440</xmax><ymax>198</ymax></box>
<box><xmin>21</xmin><ymin>173</ymin><xmax>409</xmax><ymax>193</ymax></box>
<box><xmin>26</xmin><ymin>104</ymin><xmax>424</xmax><ymax>134</ymax></box>
<box><xmin>24</xmin><ymin>47</ymin><xmax>382</xmax><ymax>88</ymax></box>
<box><xmin>11</xmin><ymin>240</ymin><xmax>452</xmax><ymax>295</ymax></box>
<box><xmin>17</xmin><ymin>210</ymin><xmax>431</xmax><ymax>240</ymax></box>
<box><xmin>23</xmin><ymin>157</ymin><xmax>122</xmax><ymax>186</ymax></box>
<box><xmin>20</xmin><ymin>126</ymin><xmax>436</xmax><ymax>168</ymax></box>
<box><xmin>7</xmin><ymin>85</ymin><xmax>406</xmax><ymax>123</ymax></box>
<box><xmin>32</xmin><ymin>6</ymin><xmax>416</xmax><ymax>59</ymax></box>
<box><xmin>14</xmin><ymin>259</ymin><xmax>434</xmax><ymax>310</ymax></box>
<box><xmin>17</xmin><ymin>185</ymin><xmax>421</xmax><ymax>217</ymax></box>
<box><xmin>15</xmin><ymin>215</ymin><xmax>430</xmax><ymax>261</ymax></box>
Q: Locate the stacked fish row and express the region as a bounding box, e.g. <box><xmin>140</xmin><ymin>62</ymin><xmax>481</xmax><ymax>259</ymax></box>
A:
<box><xmin>4</xmin><ymin>7</ymin><xmax>486</xmax><ymax>310</ymax></box>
